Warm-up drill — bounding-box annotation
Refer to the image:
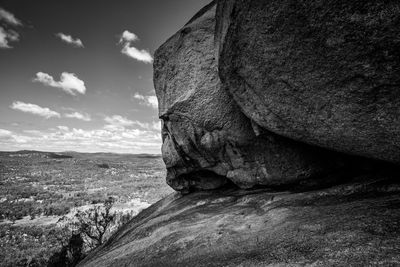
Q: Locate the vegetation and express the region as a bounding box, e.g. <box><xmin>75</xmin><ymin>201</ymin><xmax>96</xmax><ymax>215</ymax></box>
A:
<box><xmin>71</xmin><ymin>197</ymin><xmax>116</xmax><ymax>249</ymax></box>
<box><xmin>48</xmin><ymin>198</ymin><xmax>131</xmax><ymax>267</ymax></box>
<box><xmin>0</xmin><ymin>150</ymin><xmax>173</xmax><ymax>267</ymax></box>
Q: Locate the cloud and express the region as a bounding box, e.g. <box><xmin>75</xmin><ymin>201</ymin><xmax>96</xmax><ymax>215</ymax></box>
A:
<box><xmin>104</xmin><ymin>115</ymin><xmax>134</xmax><ymax>127</ymax></box>
<box><xmin>133</xmin><ymin>93</ymin><xmax>158</xmax><ymax>109</ymax></box>
<box><xmin>0</xmin><ymin>126</ymin><xmax>162</xmax><ymax>154</ymax></box>
<box><xmin>57</xmin><ymin>126</ymin><xmax>69</xmax><ymax>131</ymax></box>
<box><xmin>104</xmin><ymin>114</ymin><xmax>161</xmax><ymax>132</ymax></box>
<box><xmin>64</xmin><ymin>112</ymin><xmax>91</xmax><ymax>121</ymax></box>
<box><xmin>119</xmin><ymin>30</ymin><xmax>138</xmax><ymax>43</ymax></box>
<box><xmin>23</xmin><ymin>129</ymin><xmax>43</xmax><ymax>135</ymax></box>
<box><xmin>0</xmin><ymin>8</ymin><xmax>22</xmax><ymax>49</ymax></box>
<box><xmin>10</xmin><ymin>101</ymin><xmax>60</xmax><ymax>119</ymax></box>
<box><xmin>0</xmin><ymin>26</ymin><xmax>19</xmax><ymax>48</ymax></box>
<box><xmin>132</xmin><ymin>121</ymin><xmax>161</xmax><ymax>131</ymax></box>
<box><xmin>56</xmin><ymin>33</ymin><xmax>84</xmax><ymax>48</ymax></box>
<box><xmin>0</xmin><ymin>111</ymin><xmax>162</xmax><ymax>153</ymax></box>
<box><xmin>0</xmin><ymin>8</ymin><xmax>22</xmax><ymax>26</ymax></box>
<box><xmin>119</xmin><ymin>30</ymin><xmax>153</xmax><ymax>63</ymax></box>
<box><xmin>0</xmin><ymin>129</ymin><xmax>30</xmax><ymax>144</ymax></box>
<box><xmin>34</xmin><ymin>72</ymin><xmax>86</xmax><ymax>95</ymax></box>
<box><xmin>121</xmin><ymin>45</ymin><xmax>153</xmax><ymax>63</ymax></box>
<box><xmin>0</xmin><ymin>129</ymin><xmax>13</xmax><ymax>137</ymax></box>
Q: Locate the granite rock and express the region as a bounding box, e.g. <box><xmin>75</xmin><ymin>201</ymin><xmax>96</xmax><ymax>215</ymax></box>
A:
<box><xmin>79</xmin><ymin>173</ymin><xmax>400</xmax><ymax>267</ymax></box>
<box><xmin>154</xmin><ymin>1</ymin><xmax>346</xmax><ymax>193</ymax></box>
<box><xmin>217</xmin><ymin>0</ymin><xmax>400</xmax><ymax>163</ymax></box>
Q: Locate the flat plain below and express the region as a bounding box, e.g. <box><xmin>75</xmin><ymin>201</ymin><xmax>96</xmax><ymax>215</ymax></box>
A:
<box><xmin>0</xmin><ymin>150</ymin><xmax>173</xmax><ymax>266</ymax></box>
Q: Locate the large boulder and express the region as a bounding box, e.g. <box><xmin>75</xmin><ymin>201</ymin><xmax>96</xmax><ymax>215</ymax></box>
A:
<box><xmin>153</xmin><ymin>1</ymin><xmax>347</xmax><ymax>192</ymax></box>
<box><xmin>79</xmin><ymin>173</ymin><xmax>400</xmax><ymax>267</ymax></box>
<box><xmin>77</xmin><ymin>3</ymin><xmax>400</xmax><ymax>266</ymax></box>
<box><xmin>217</xmin><ymin>0</ymin><xmax>400</xmax><ymax>164</ymax></box>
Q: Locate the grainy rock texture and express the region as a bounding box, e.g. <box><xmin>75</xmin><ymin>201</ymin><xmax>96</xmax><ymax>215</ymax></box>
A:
<box><xmin>153</xmin><ymin>1</ymin><xmax>347</xmax><ymax>192</ymax></box>
<box><xmin>217</xmin><ymin>0</ymin><xmax>400</xmax><ymax>163</ymax></box>
<box><xmin>79</xmin><ymin>1</ymin><xmax>400</xmax><ymax>266</ymax></box>
<box><xmin>79</xmin><ymin>174</ymin><xmax>400</xmax><ymax>267</ymax></box>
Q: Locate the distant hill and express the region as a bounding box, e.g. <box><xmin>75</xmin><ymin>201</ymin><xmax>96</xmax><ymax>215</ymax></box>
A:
<box><xmin>0</xmin><ymin>150</ymin><xmax>72</xmax><ymax>159</ymax></box>
<box><xmin>0</xmin><ymin>150</ymin><xmax>162</xmax><ymax>160</ymax></box>
<box><xmin>62</xmin><ymin>151</ymin><xmax>161</xmax><ymax>160</ymax></box>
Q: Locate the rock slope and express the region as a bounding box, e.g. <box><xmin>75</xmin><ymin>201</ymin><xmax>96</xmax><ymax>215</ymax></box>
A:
<box><xmin>79</xmin><ymin>173</ymin><xmax>400</xmax><ymax>267</ymax></box>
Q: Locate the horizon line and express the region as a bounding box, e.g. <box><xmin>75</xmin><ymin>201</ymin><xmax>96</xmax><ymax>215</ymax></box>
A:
<box><xmin>0</xmin><ymin>149</ymin><xmax>162</xmax><ymax>156</ymax></box>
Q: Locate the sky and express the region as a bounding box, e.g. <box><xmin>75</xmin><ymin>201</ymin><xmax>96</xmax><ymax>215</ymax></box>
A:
<box><xmin>0</xmin><ymin>0</ymin><xmax>211</xmax><ymax>154</ymax></box>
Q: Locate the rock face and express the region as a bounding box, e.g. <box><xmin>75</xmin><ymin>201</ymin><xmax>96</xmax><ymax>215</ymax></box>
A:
<box><xmin>153</xmin><ymin>1</ymin><xmax>348</xmax><ymax>192</ymax></box>
<box><xmin>78</xmin><ymin>1</ymin><xmax>400</xmax><ymax>266</ymax></box>
<box><xmin>217</xmin><ymin>0</ymin><xmax>400</xmax><ymax>163</ymax></box>
<box><xmin>79</xmin><ymin>174</ymin><xmax>400</xmax><ymax>267</ymax></box>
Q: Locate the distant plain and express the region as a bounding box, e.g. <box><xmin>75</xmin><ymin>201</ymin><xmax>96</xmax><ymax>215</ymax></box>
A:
<box><xmin>0</xmin><ymin>150</ymin><xmax>173</xmax><ymax>266</ymax></box>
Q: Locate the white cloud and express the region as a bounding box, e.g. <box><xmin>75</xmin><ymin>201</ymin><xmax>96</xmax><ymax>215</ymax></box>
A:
<box><xmin>0</xmin><ymin>8</ymin><xmax>22</xmax><ymax>49</ymax></box>
<box><xmin>133</xmin><ymin>121</ymin><xmax>161</xmax><ymax>131</ymax></box>
<box><xmin>152</xmin><ymin>121</ymin><xmax>162</xmax><ymax>131</ymax></box>
<box><xmin>10</xmin><ymin>101</ymin><xmax>60</xmax><ymax>119</ymax></box>
<box><xmin>104</xmin><ymin>114</ymin><xmax>160</xmax><ymax>132</ymax></box>
<box><xmin>121</xmin><ymin>45</ymin><xmax>153</xmax><ymax>63</ymax></box>
<box><xmin>0</xmin><ymin>26</ymin><xmax>19</xmax><ymax>48</ymax></box>
<box><xmin>0</xmin><ymin>8</ymin><xmax>22</xmax><ymax>26</ymax></box>
<box><xmin>0</xmin><ymin>113</ymin><xmax>162</xmax><ymax>153</ymax></box>
<box><xmin>56</xmin><ymin>33</ymin><xmax>84</xmax><ymax>48</ymax></box>
<box><xmin>0</xmin><ymin>129</ymin><xmax>30</xmax><ymax>144</ymax></box>
<box><xmin>0</xmin><ymin>129</ymin><xmax>13</xmax><ymax>137</ymax></box>
<box><xmin>146</xmin><ymin>96</ymin><xmax>158</xmax><ymax>109</ymax></box>
<box><xmin>133</xmin><ymin>93</ymin><xmax>158</xmax><ymax>109</ymax></box>
<box><xmin>57</xmin><ymin>126</ymin><xmax>69</xmax><ymax>131</ymax></box>
<box><xmin>119</xmin><ymin>30</ymin><xmax>138</xmax><ymax>43</ymax></box>
<box><xmin>119</xmin><ymin>30</ymin><xmax>153</xmax><ymax>63</ymax></box>
<box><xmin>33</xmin><ymin>72</ymin><xmax>86</xmax><ymax>95</ymax></box>
<box><xmin>0</xmin><ymin>126</ymin><xmax>162</xmax><ymax>153</ymax></box>
<box><xmin>104</xmin><ymin>115</ymin><xmax>134</xmax><ymax>127</ymax></box>
<box><xmin>23</xmin><ymin>130</ymin><xmax>42</xmax><ymax>135</ymax></box>
<box><xmin>64</xmin><ymin>112</ymin><xmax>91</xmax><ymax>121</ymax></box>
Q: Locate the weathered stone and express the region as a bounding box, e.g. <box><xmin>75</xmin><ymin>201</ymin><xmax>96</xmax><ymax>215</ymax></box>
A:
<box><xmin>217</xmin><ymin>0</ymin><xmax>400</xmax><ymax>164</ymax></box>
<box><xmin>77</xmin><ymin>3</ymin><xmax>400</xmax><ymax>266</ymax></box>
<box><xmin>153</xmin><ymin>1</ymin><xmax>346</xmax><ymax>192</ymax></box>
<box><xmin>79</xmin><ymin>174</ymin><xmax>400</xmax><ymax>267</ymax></box>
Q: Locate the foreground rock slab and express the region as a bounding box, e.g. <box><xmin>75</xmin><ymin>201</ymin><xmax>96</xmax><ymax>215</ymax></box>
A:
<box><xmin>217</xmin><ymin>0</ymin><xmax>400</xmax><ymax>164</ymax></box>
<box><xmin>79</xmin><ymin>174</ymin><xmax>400</xmax><ymax>267</ymax></box>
